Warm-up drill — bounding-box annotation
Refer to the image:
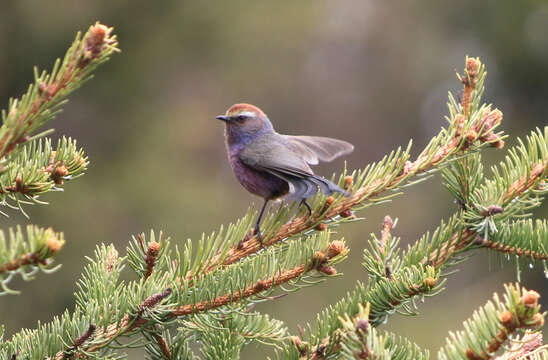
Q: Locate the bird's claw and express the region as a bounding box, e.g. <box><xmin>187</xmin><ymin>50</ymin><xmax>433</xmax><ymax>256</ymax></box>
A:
<box><xmin>300</xmin><ymin>199</ymin><xmax>312</xmax><ymax>217</ymax></box>
<box><xmin>254</xmin><ymin>226</ymin><xmax>264</xmax><ymax>247</ymax></box>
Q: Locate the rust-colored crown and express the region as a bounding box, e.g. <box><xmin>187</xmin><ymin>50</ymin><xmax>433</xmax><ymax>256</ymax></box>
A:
<box><xmin>226</xmin><ymin>103</ymin><xmax>266</xmax><ymax>117</ymax></box>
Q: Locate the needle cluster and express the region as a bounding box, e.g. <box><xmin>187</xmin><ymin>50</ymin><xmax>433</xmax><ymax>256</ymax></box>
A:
<box><xmin>0</xmin><ymin>23</ymin><xmax>546</xmax><ymax>360</ymax></box>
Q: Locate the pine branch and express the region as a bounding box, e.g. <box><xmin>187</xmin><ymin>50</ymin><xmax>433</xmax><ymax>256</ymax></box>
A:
<box><xmin>0</xmin><ymin>137</ymin><xmax>88</xmax><ymax>213</ymax></box>
<box><xmin>438</xmin><ymin>283</ymin><xmax>545</xmax><ymax>360</ymax></box>
<box><xmin>462</xmin><ymin>127</ymin><xmax>547</xmax><ymax>237</ymax></box>
<box><xmin>144</xmin><ymin>329</ymin><xmax>197</xmax><ymax>360</ymax></box>
<box><xmin>335</xmin><ymin>304</ymin><xmax>429</xmax><ymax>360</ymax></box>
<box><xmin>402</xmin><ymin>130</ymin><xmax>547</xmax><ymax>271</ymax></box>
<box><xmin>0</xmin><ymin>225</ymin><xmax>64</xmax><ymax>295</ymax></box>
<box><xmin>287</xmin><ymin>265</ymin><xmax>440</xmax><ymax>359</ymax></box>
<box><xmin>33</xmin><ymin>235</ymin><xmax>348</xmax><ymax>359</ymax></box>
<box><xmin>184</xmin><ymin>312</ymin><xmax>288</xmax><ymax>359</ymax></box>
<box><xmin>0</xmin><ymin>22</ymin><xmax>117</xmax><ymax>296</ymax></box>
<box><xmin>479</xmin><ymin>219</ymin><xmax>548</xmax><ymax>260</ymax></box>
<box><xmin>0</xmin><ymin>23</ymin><xmax>118</xmax><ymax>159</ymax></box>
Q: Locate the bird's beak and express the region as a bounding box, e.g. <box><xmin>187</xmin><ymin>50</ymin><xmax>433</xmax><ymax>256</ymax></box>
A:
<box><xmin>216</xmin><ymin>115</ymin><xmax>230</xmax><ymax>122</ymax></box>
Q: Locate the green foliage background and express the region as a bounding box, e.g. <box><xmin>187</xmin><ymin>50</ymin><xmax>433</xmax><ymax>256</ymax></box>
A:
<box><xmin>0</xmin><ymin>1</ymin><xmax>547</xmax><ymax>358</ymax></box>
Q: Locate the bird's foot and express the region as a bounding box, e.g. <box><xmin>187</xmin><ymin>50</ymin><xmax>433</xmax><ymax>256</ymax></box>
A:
<box><xmin>300</xmin><ymin>199</ymin><xmax>312</xmax><ymax>217</ymax></box>
<box><xmin>254</xmin><ymin>226</ymin><xmax>264</xmax><ymax>247</ymax></box>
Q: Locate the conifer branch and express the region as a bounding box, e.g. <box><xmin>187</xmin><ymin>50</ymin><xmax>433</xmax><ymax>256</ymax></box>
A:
<box><xmin>0</xmin><ymin>138</ymin><xmax>87</xmax><ymax>210</ymax></box>
<box><xmin>0</xmin><ymin>226</ymin><xmax>64</xmax><ymax>295</ymax></box>
<box><xmin>150</xmin><ymin>330</ymin><xmax>172</xmax><ymax>360</ymax></box>
<box><xmin>479</xmin><ymin>220</ymin><xmax>548</xmax><ymax>260</ymax></box>
<box><xmin>290</xmin><ymin>265</ymin><xmax>440</xmax><ymax>359</ymax></box>
<box><xmin>438</xmin><ymin>284</ymin><xmax>545</xmax><ymax>360</ymax></box>
<box><xmin>46</xmin><ymin>237</ymin><xmax>347</xmax><ymax>359</ymax></box>
<box><xmin>410</xmin><ymin>129</ymin><xmax>547</xmax><ymax>270</ymax></box>
<box><xmin>329</xmin><ymin>303</ymin><xmax>429</xmax><ymax>360</ymax></box>
<box><xmin>0</xmin><ymin>23</ymin><xmax>118</xmax><ymax>159</ymax></box>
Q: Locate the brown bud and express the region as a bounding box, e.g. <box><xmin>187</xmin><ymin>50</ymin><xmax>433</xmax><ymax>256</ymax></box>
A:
<box><xmin>424</xmin><ymin>277</ymin><xmax>436</xmax><ymax>288</ymax></box>
<box><xmin>15</xmin><ymin>174</ymin><xmax>23</xmax><ymax>192</ymax></box>
<box><xmin>87</xmin><ymin>24</ymin><xmax>110</xmax><ymax>50</ymax></box>
<box><xmin>148</xmin><ymin>241</ymin><xmax>161</xmax><ymax>255</ymax></box>
<box><xmin>481</xmin><ymin>205</ymin><xmax>504</xmax><ymax>217</ymax></box>
<box><xmin>254</xmin><ymin>280</ymin><xmax>269</xmax><ymax>292</ymax></box>
<box><xmin>344</xmin><ymin>176</ymin><xmax>353</xmax><ymax>190</ymax></box>
<box><xmin>522</xmin><ymin>290</ymin><xmax>540</xmax><ymax>308</ymax></box>
<box><xmin>499</xmin><ymin>310</ymin><xmax>514</xmax><ymax>327</ymax></box>
<box><xmin>492</xmin><ymin>139</ymin><xmax>505</xmax><ymax>149</ymax></box>
<box><xmin>313</xmin><ymin>251</ymin><xmax>327</xmax><ymax>264</ymax></box>
<box><xmin>479</xmin><ymin>109</ymin><xmax>503</xmax><ymax>132</ymax></box>
<box><xmin>321</xmin><ymin>196</ymin><xmax>335</xmax><ymax>213</ymax></box>
<box><xmin>328</xmin><ymin>240</ymin><xmax>347</xmax><ymax>258</ymax></box>
<box><xmin>318</xmin><ymin>266</ymin><xmax>337</xmax><ymax>275</ymax></box>
<box><xmin>54</xmin><ymin>165</ymin><xmax>69</xmax><ymax>177</ymax></box>
<box><xmin>340</xmin><ymin>209</ymin><xmax>353</xmax><ymax>218</ymax></box>
<box><xmin>73</xmin><ymin>323</ymin><xmax>96</xmax><ymax>347</ymax></box>
<box><xmin>465</xmin><ymin>349</ymin><xmax>483</xmax><ymax>360</ymax></box>
<box><xmin>51</xmin><ymin>165</ymin><xmax>69</xmax><ymax>184</ymax></box>
<box><xmin>292</xmin><ymin>336</ymin><xmax>307</xmax><ymax>356</ymax></box>
<box><xmin>79</xmin><ymin>23</ymin><xmax>113</xmax><ymax>69</ymax></box>
<box><xmin>315</xmin><ymin>223</ymin><xmax>327</xmax><ymax>231</ymax></box>
<box><xmin>465</xmin><ymin>129</ymin><xmax>478</xmax><ymax>143</ymax></box>
<box><xmin>140</xmin><ymin>288</ymin><xmax>172</xmax><ymax>310</ymax></box>
<box><xmin>466</xmin><ymin>58</ymin><xmax>479</xmax><ymax>76</ymax></box>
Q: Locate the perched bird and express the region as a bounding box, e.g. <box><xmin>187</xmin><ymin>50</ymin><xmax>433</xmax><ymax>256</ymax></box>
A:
<box><xmin>217</xmin><ymin>103</ymin><xmax>354</xmax><ymax>244</ymax></box>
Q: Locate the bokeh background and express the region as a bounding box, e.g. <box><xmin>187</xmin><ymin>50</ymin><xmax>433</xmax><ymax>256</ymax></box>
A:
<box><xmin>1</xmin><ymin>1</ymin><xmax>547</xmax><ymax>358</ymax></box>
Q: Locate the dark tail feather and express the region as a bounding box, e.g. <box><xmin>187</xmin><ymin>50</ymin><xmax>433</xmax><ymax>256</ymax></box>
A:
<box><xmin>286</xmin><ymin>177</ymin><xmax>319</xmax><ymax>201</ymax></box>
<box><xmin>284</xmin><ymin>175</ymin><xmax>348</xmax><ymax>201</ymax></box>
<box><xmin>310</xmin><ymin>175</ymin><xmax>350</xmax><ymax>197</ymax></box>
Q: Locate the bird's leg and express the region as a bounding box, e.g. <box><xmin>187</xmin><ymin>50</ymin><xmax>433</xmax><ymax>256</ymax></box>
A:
<box><xmin>300</xmin><ymin>199</ymin><xmax>312</xmax><ymax>216</ymax></box>
<box><xmin>253</xmin><ymin>199</ymin><xmax>269</xmax><ymax>246</ymax></box>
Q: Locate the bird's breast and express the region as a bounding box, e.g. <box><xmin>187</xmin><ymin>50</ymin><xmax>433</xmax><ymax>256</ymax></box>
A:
<box><xmin>229</xmin><ymin>156</ymin><xmax>289</xmax><ymax>200</ymax></box>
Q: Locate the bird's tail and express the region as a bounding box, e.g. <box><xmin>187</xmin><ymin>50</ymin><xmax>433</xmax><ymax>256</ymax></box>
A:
<box><xmin>283</xmin><ymin>175</ymin><xmax>349</xmax><ymax>201</ymax></box>
<box><xmin>310</xmin><ymin>175</ymin><xmax>350</xmax><ymax>197</ymax></box>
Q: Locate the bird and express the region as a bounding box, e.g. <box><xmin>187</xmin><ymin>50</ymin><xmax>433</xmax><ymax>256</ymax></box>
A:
<box><xmin>216</xmin><ymin>103</ymin><xmax>354</xmax><ymax>245</ymax></box>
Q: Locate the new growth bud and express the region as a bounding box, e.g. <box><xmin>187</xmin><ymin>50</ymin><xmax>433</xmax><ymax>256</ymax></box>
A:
<box><xmin>45</xmin><ymin>228</ymin><xmax>64</xmax><ymax>253</ymax></box>
<box><xmin>344</xmin><ymin>176</ymin><xmax>353</xmax><ymax>190</ymax></box>
<box><xmin>522</xmin><ymin>290</ymin><xmax>540</xmax><ymax>308</ymax></box>
<box><xmin>328</xmin><ymin>240</ymin><xmax>347</xmax><ymax>258</ymax></box>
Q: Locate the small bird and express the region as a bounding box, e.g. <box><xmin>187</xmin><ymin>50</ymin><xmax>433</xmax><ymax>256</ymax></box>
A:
<box><xmin>216</xmin><ymin>103</ymin><xmax>354</xmax><ymax>244</ymax></box>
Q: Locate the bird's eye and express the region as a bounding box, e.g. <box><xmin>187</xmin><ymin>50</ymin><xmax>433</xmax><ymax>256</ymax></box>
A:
<box><xmin>237</xmin><ymin>115</ymin><xmax>246</xmax><ymax>121</ymax></box>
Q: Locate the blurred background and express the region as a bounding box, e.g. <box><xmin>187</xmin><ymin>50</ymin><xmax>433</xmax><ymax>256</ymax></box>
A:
<box><xmin>1</xmin><ymin>0</ymin><xmax>547</xmax><ymax>358</ymax></box>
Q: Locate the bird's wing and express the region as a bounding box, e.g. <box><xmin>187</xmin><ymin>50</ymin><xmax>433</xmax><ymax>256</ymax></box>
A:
<box><xmin>239</xmin><ymin>134</ymin><xmax>314</xmax><ymax>178</ymax></box>
<box><xmin>284</xmin><ymin>135</ymin><xmax>354</xmax><ymax>165</ymax></box>
<box><xmin>239</xmin><ymin>133</ymin><xmax>349</xmax><ymax>200</ymax></box>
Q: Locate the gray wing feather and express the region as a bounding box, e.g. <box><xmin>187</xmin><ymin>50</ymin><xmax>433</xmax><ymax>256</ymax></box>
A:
<box><xmin>285</xmin><ymin>135</ymin><xmax>354</xmax><ymax>165</ymax></box>
<box><xmin>239</xmin><ymin>133</ymin><xmax>350</xmax><ymax>200</ymax></box>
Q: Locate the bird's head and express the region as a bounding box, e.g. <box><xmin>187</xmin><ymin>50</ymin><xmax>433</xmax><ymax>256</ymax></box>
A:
<box><xmin>216</xmin><ymin>104</ymin><xmax>274</xmax><ymax>141</ymax></box>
